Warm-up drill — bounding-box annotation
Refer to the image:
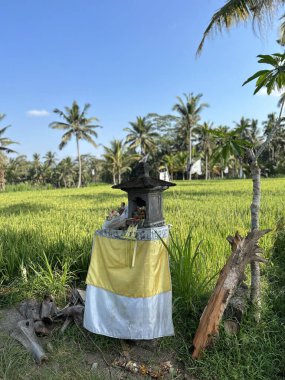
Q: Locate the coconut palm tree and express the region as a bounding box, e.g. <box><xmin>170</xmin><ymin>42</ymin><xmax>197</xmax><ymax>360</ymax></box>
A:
<box><xmin>211</xmin><ymin>126</ymin><xmax>250</xmax><ymax>179</ymax></box>
<box><xmin>103</xmin><ymin>139</ymin><xmax>139</xmax><ymax>184</ymax></box>
<box><xmin>29</xmin><ymin>153</ymin><xmax>44</xmax><ymax>185</ymax></box>
<box><xmin>49</xmin><ymin>101</ymin><xmax>100</xmax><ymax>188</ymax></box>
<box><xmin>172</xmin><ymin>93</ymin><xmax>209</xmax><ymax>180</ymax></box>
<box><xmin>195</xmin><ymin>122</ymin><xmax>214</xmax><ymax>180</ymax></box>
<box><xmin>124</xmin><ymin>116</ymin><xmax>158</xmax><ymax>157</ymax></box>
<box><xmin>6</xmin><ymin>155</ymin><xmax>29</xmax><ymax>184</ymax></box>
<box><xmin>0</xmin><ymin>114</ymin><xmax>17</xmax><ymax>191</ymax></box>
<box><xmin>162</xmin><ymin>154</ymin><xmax>176</xmax><ymax>181</ymax></box>
<box><xmin>43</xmin><ymin>151</ymin><xmax>57</xmax><ymax>185</ymax></box>
<box><xmin>56</xmin><ymin>157</ymin><xmax>76</xmax><ymax>188</ymax></box>
<box><xmin>174</xmin><ymin>151</ymin><xmax>188</xmax><ymax>180</ymax></box>
<box><xmin>262</xmin><ymin>113</ymin><xmax>283</xmax><ymax>162</ymax></box>
<box><xmin>44</xmin><ymin>151</ymin><xmax>57</xmax><ymax>168</ymax></box>
<box><xmin>197</xmin><ymin>0</ymin><xmax>285</xmax><ymax>54</ymax></box>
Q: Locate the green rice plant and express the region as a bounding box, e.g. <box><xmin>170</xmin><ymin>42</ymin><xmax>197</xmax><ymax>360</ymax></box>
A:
<box><xmin>160</xmin><ymin>228</ymin><xmax>218</xmax><ymax>317</ymax></box>
<box><xmin>267</xmin><ymin>217</ymin><xmax>285</xmax><ymax>318</ymax></box>
<box><xmin>27</xmin><ymin>251</ymin><xmax>78</xmax><ymax>302</ymax></box>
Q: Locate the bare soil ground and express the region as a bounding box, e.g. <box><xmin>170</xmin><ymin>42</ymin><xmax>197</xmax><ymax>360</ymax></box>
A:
<box><xmin>0</xmin><ymin>306</ymin><xmax>195</xmax><ymax>380</ymax></box>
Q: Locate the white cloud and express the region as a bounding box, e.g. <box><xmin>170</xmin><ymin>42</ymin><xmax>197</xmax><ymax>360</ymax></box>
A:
<box><xmin>257</xmin><ymin>87</ymin><xmax>284</xmax><ymax>97</ymax></box>
<box><xmin>26</xmin><ymin>109</ymin><xmax>50</xmax><ymax>117</ymax></box>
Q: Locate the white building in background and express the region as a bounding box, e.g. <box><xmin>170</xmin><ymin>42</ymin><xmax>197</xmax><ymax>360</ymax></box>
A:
<box><xmin>190</xmin><ymin>159</ymin><xmax>202</xmax><ymax>176</ymax></box>
<box><xmin>159</xmin><ymin>167</ymin><xmax>170</xmax><ymax>181</ymax></box>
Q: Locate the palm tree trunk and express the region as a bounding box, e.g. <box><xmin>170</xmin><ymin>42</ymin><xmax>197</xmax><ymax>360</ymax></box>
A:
<box><xmin>205</xmin><ymin>153</ymin><xmax>208</xmax><ymax>180</ymax></box>
<box><xmin>249</xmin><ymin>101</ymin><xmax>284</xmax><ymax>322</ymax></box>
<box><xmin>0</xmin><ymin>156</ymin><xmax>5</xmax><ymax>191</ymax></box>
<box><xmin>118</xmin><ymin>170</ymin><xmax>121</xmax><ymax>184</ymax></box>
<box><xmin>113</xmin><ymin>168</ymin><xmax>116</xmax><ymax>185</ymax></box>
<box><xmin>76</xmin><ymin>136</ymin><xmax>82</xmax><ymax>188</ymax></box>
<box><xmin>188</xmin><ymin>127</ymin><xmax>192</xmax><ymax>180</ymax></box>
<box><xmin>250</xmin><ymin>159</ymin><xmax>261</xmax><ymax>320</ymax></box>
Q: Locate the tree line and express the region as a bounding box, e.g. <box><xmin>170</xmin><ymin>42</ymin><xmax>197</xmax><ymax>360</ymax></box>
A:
<box><xmin>0</xmin><ymin>94</ymin><xmax>285</xmax><ymax>190</ymax></box>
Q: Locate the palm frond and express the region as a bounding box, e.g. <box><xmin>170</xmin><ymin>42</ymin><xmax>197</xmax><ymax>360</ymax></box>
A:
<box><xmin>81</xmin><ymin>132</ymin><xmax>98</xmax><ymax>148</ymax></box>
<box><xmin>59</xmin><ymin>130</ymin><xmax>73</xmax><ymax>150</ymax></box>
<box><xmin>49</xmin><ymin>122</ymin><xmax>71</xmax><ymax>130</ymax></box>
<box><xmin>197</xmin><ymin>0</ymin><xmax>282</xmax><ymax>55</ymax></box>
<box><xmin>0</xmin><ymin>125</ymin><xmax>13</xmax><ymax>136</ymax></box>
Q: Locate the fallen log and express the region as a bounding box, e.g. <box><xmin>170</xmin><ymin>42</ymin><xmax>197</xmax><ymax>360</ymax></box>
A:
<box><xmin>40</xmin><ymin>295</ymin><xmax>58</xmax><ymax>324</ymax></box>
<box><xmin>192</xmin><ymin>229</ymin><xmax>270</xmax><ymax>359</ymax></box>
<box><xmin>10</xmin><ymin>319</ymin><xmax>48</xmax><ymax>364</ymax></box>
<box><xmin>19</xmin><ymin>299</ymin><xmax>41</xmax><ymax>321</ymax></box>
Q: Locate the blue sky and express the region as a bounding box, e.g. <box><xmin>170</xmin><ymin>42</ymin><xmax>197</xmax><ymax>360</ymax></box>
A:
<box><xmin>0</xmin><ymin>0</ymin><xmax>283</xmax><ymax>160</ymax></box>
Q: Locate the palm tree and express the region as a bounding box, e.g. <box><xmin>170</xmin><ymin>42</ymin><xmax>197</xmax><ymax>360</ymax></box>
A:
<box><xmin>162</xmin><ymin>154</ymin><xmax>176</xmax><ymax>181</ymax></box>
<box><xmin>43</xmin><ymin>151</ymin><xmax>57</xmax><ymax>185</ymax></box>
<box><xmin>261</xmin><ymin>112</ymin><xmax>285</xmax><ymax>174</ymax></box>
<box><xmin>172</xmin><ymin>93</ymin><xmax>209</xmax><ymax>180</ymax></box>
<box><xmin>103</xmin><ymin>139</ymin><xmax>139</xmax><ymax>184</ymax></box>
<box><xmin>29</xmin><ymin>153</ymin><xmax>44</xmax><ymax>184</ymax></box>
<box><xmin>124</xmin><ymin>116</ymin><xmax>158</xmax><ymax>157</ymax></box>
<box><xmin>211</xmin><ymin>126</ymin><xmax>250</xmax><ymax>179</ymax></box>
<box><xmin>195</xmin><ymin>122</ymin><xmax>214</xmax><ymax>180</ymax></box>
<box><xmin>0</xmin><ymin>114</ymin><xmax>17</xmax><ymax>191</ymax></box>
<box><xmin>197</xmin><ymin>0</ymin><xmax>285</xmax><ymax>54</ymax></box>
<box><xmin>49</xmin><ymin>101</ymin><xmax>100</xmax><ymax>188</ymax></box>
<box><xmin>56</xmin><ymin>157</ymin><xmax>76</xmax><ymax>188</ymax></box>
<box><xmin>174</xmin><ymin>151</ymin><xmax>188</xmax><ymax>180</ymax></box>
<box><xmin>6</xmin><ymin>155</ymin><xmax>29</xmax><ymax>184</ymax></box>
<box><xmin>44</xmin><ymin>151</ymin><xmax>57</xmax><ymax>168</ymax></box>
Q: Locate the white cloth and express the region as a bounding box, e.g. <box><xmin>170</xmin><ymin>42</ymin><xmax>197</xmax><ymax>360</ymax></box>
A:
<box><xmin>84</xmin><ymin>285</ymin><xmax>174</xmax><ymax>339</ymax></box>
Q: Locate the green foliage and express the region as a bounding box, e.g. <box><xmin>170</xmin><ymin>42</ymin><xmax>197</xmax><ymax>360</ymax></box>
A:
<box><xmin>243</xmin><ymin>53</ymin><xmax>285</xmax><ymax>95</ymax></box>
<box><xmin>0</xmin><ymin>180</ymin><xmax>285</xmax><ymax>379</ymax></box>
<box><xmin>103</xmin><ymin>139</ymin><xmax>139</xmax><ymax>184</ymax></box>
<box><xmin>161</xmin><ymin>228</ymin><xmax>217</xmax><ymax>316</ymax></box>
<box><xmin>194</xmin><ymin>314</ymin><xmax>285</xmax><ymax>380</ymax></box>
<box><xmin>211</xmin><ymin>127</ymin><xmax>251</xmax><ymax>164</ymax></box>
<box><xmin>197</xmin><ymin>0</ymin><xmax>284</xmax><ymax>55</ymax></box>
<box><xmin>50</xmin><ymin>101</ymin><xmax>101</xmax><ymax>188</ymax></box>
<box><xmin>267</xmin><ymin>217</ymin><xmax>285</xmax><ymax>318</ymax></box>
<box><xmin>1</xmin><ymin>178</ymin><xmax>283</xmax><ymax>288</ymax></box>
<box><xmin>0</xmin><ymin>114</ymin><xmax>17</xmax><ymax>154</ymax></box>
<box><xmin>27</xmin><ymin>251</ymin><xmax>77</xmax><ymax>300</ymax></box>
<box><xmin>124</xmin><ymin>116</ymin><xmax>158</xmax><ymax>157</ymax></box>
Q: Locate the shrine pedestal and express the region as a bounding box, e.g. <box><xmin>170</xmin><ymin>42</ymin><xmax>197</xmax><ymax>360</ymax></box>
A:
<box><xmin>84</xmin><ymin>226</ymin><xmax>174</xmax><ymax>340</ymax></box>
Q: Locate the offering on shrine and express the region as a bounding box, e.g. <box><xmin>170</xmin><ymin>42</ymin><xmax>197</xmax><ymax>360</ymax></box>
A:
<box><xmin>102</xmin><ymin>203</ymin><xmax>128</xmax><ymax>230</ymax></box>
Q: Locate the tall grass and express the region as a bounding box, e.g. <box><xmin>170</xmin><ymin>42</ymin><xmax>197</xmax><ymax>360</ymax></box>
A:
<box><xmin>1</xmin><ymin>179</ymin><xmax>284</xmax><ymax>283</ymax></box>
<box><xmin>161</xmin><ymin>228</ymin><xmax>218</xmax><ymax>316</ymax></box>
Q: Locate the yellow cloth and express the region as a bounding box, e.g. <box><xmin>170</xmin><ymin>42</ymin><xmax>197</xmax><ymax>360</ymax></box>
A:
<box><xmin>86</xmin><ymin>235</ymin><xmax>171</xmax><ymax>298</ymax></box>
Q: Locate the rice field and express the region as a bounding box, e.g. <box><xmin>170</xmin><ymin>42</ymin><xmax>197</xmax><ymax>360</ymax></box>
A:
<box><xmin>1</xmin><ymin>178</ymin><xmax>284</xmax><ymax>284</ymax></box>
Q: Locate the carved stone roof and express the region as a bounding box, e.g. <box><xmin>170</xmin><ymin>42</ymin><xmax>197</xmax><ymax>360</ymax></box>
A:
<box><xmin>112</xmin><ymin>162</ymin><xmax>176</xmax><ymax>191</ymax></box>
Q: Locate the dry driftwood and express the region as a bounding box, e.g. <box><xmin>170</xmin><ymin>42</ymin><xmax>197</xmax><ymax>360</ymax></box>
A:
<box><xmin>10</xmin><ymin>319</ymin><xmax>48</xmax><ymax>364</ymax></box>
<box><xmin>19</xmin><ymin>299</ymin><xmax>41</xmax><ymax>321</ymax></box>
<box><xmin>192</xmin><ymin>229</ymin><xmax>270</xmax><ymax>359</ymax></box>
<box><xmin>223</xmin><ymin>282</ymin><xmax>249</xmax><ymax>335</ymax></box>
<box><xmin>40</xmin><ymin>295</ymin><xmax>58</xmax><ymax>324</ymax></box>
<box><xmin>10</xmin><ymin>289</ymin><xmax>86</xmax><ymax>364</ymax></box>
<box><xmin>70</xmin><ymin>288</ymin><xmax>86</xmax><ymax>305</ymax></box>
